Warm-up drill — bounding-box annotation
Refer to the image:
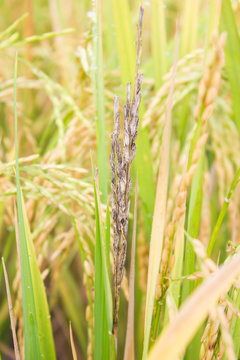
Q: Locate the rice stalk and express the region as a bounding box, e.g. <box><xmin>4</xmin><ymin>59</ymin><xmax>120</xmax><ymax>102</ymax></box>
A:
<box><xmin>123</xmin><ymin>180</ymin><xmax>138</xmax><ymax>360</ymax></box>
<box><xmin>142</xmin><ymin>21</ymin><xmax>179</xmax><ymax>358</ymax></box>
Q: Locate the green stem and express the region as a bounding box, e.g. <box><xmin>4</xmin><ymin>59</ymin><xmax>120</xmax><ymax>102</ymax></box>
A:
<box><xmin>207</xmin><ymin>167</ymin><xmax>240</xmax><ymax>256</ymax></box>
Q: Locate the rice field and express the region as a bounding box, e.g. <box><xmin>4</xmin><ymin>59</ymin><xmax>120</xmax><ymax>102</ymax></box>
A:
<box><xmin>1</xmin><ymin>0</ymin><xmax>240</xmax><ymax>359</ymax></box>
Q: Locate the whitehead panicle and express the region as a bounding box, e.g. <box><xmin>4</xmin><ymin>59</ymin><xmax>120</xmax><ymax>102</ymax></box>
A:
<box><xmin>110</xmin><ymin>4</ymin><xmax>144</xmax><ymax>339</ymax></box>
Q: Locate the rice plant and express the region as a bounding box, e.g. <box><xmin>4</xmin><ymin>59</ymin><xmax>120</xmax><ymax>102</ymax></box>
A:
<box><xmin>1</xmin><ymin>0</ymin><xmax>240</xmax><ymax>359</ymax></box>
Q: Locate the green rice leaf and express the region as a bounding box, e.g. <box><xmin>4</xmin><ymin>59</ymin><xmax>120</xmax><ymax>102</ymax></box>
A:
<box><xmin>181</xmin><ymin>151</ymin><xmax>204</xmax><ymax>303</ymax></box>
<box><xmin>92</xmin><ymin>0</ymin><xmax>108</xmax><ymax>203</ymax></box>
<box><xmin>220</xmin><ymin>0</ymin><xmax>240</xmax><ymax>133</ymax></box>
<box><xmin>150</xmin><ymin>0</ymin><xmax>167</xmax><ymax>88</ymax></box>
<box><xmin>105</xmin><ymin>205</ymin><xmax>111</xmax><ymax>280</ymax></box>
<box><xmin>93</xmin><ymin>177</ymin><xmax>112</xmax><ymax>331</ymax></box>
<box><xmin>111</xmin><ymin>0</ymin><xmax>135</xmax><ymax>85</ymax></box>
<box><xmin>14</xmin><ymin>53</ymin><xmax>56</xmax><ymax>360</ymax></box>
<box><xmin>92</xmin><ymin>160</ymin><xmax>113</xmax><ymax>359</ymax></box>
<box><xmin>181</xmin><ymin>152</ymin><xmax>204</xmax><ymax>359</ymax></box>
<box><xmin>180</xmin><ymin>0</ymin><xmax>200</xmax><ymax>57</ymax></box>
<box><xmin>142</xmin><ymin>33</ymin><xmax>178</xmax><ymax>359</ymax></box>
<box><xmin>206</xmin><ymin>0</ymin><xmax>222</xmax><ymax>51</ymax></box>
<box><xmin>93</xmin><ymin>198</ymin><xmax>104</xmax><ymax>360</ymax></box>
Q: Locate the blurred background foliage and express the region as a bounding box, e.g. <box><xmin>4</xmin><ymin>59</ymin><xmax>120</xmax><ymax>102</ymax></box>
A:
<box><xmin>1</xmin><ymin>0</ymin><xmax>240</xmax><ymax>359</ymax></box>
